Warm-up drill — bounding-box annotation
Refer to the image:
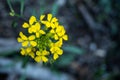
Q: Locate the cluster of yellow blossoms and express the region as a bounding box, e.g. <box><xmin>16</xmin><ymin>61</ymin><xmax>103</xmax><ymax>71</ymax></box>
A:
<box><xmin>17</xmin><ymin>14</ymin><xmax>68</xmax><ymax>63</ymax></box>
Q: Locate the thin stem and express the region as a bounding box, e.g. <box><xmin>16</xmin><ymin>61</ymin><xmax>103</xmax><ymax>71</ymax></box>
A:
<box><xmin>7</xmin><ymin>0</ymin><xmax>14</xmax><ymax>12</ymax></box>
<box><xmin>20</xmin><ymin>0</ymin><xmax>25</xmax><ymax>16</ymax></box>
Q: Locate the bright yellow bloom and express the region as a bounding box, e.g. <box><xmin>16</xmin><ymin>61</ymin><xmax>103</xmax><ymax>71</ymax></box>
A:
<box><xmin>40</xmin><ymin>15</ymin><xmax>45</xmax><ymax>23</ymax></box>
<box><xmin>56</xmin><ymin>26</ymin><xmax>65</xmax><ymax>36</ymax></box>
<box><xmin>60</xmin><ymin>34</ymin><xmax>68</xmax><ymax>41</ymax></box>
<box><xmin>22</xmin><ymin>16</ymin><xmax>36</xmax><ymax>28</ymax></box>
<box><xmin>50</xmin><ymin>40</ymin><xmax>63</xmax><ymax>60</ymax></box>
<box><xmin>35</xmin><ymin>50</ymin><xmax>49</xmax><ymax>62</ymax></box>
<box><xmin>17</xmin><ymin>32</ymin><xmax>37</xmax><ymax>47</ymax></box>
<box><xmin>20</xmin><ymin>47</ymin><xmax>35</xmax><ymax>58</ymax></box>
<box><xmin>22</xmin><ymin>16</ymin><xmax>37</xmax><ymax>33</ymax></box>
<box><xmin>51</xmin><ymin>21</ymin><xmax>59</xmax><ymax>29</ymax></box>
<box><xmin>56</xmin><ymin>26</ymin><xmax>68</xmax><ymax>40</ymax></box>
<box><xmin>50</xmin><ymin>47</ymin><xmax>63</xmax><ymax>60</ymax></box>
<box><xmin>50</xmin><ymin>39</ymin><xmax>63</xmax><ymax>48</ymax></box>
<box><xmin>42</xmin><ymin>14</ymin><xmax>58</xmax><ymax>28</ymax></box>
<box><xmin>50</xmin><ymin>25</ymin><xmax>68</xmax><ymax>40</ymax></box>
<box><xmin>32</xmin><ymin>23</ymin><xmax>45</xmax><ymax>38</ymax></box>
<box><xmin>18</xmin><ymin>14</ymin><xmax>68</xmax><ymax>63</ymax></box>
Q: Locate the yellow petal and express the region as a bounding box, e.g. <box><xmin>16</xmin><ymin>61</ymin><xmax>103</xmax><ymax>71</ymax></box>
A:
<box><xmin>56</xmin><ymin>26</ymin><xmax>62</xmax><ymax>32</ymax></box>
<box><xmin>53</xmin><ymin>54</ymin><xmax>59</xmax><ymax>60</ymax></box>
<box><xmin>29</xmin><ymin>16</ymin><xmax>36</xmax><ymax>25</ymax></box>
<box><xmin>50</xmin><ymin>29</ymin><xmax>55</xmax><ymax>33</ymax></box>
<box><xmin>39</xmin><ymin>30</ymin><xmax>45</xmax><ymax>34</ymax></box>
<box><xmin>21</xmin><ymin>48</ymin><xmax>26</xmax><ymax>55</ymax></box>
<box><xmin>62</xmin><ymin>34</ymin><xmax>68</xmax><ymax>40</ymax></box>
<box><xmin>57</xmin><ymin>49</ymin><xmax>63</xmax><ymax>55</ymax></box>
<box><xmin>28</xmin><ymin>35</ymin><xmax>35</xmax><ymax>40</ymax></box>
<box><xmin>41</xmin><ymin>21</ymin><xmax>47</xmax><ymax>24</ymax></box>
<box><xmin>22</xmin><ymin>41</ymin><xmax>29</xmax><ymax>47</ymax></box>
<box><xmin>50</xmin><ymin>42</ymin><xmax>54</xmax><ymax>46</ymax></box>
<box><xmin>51</xmin><ymin>23</ymin><xmax>55</xmax><ymax>28</ymax></box>
<box><xmin>50</xmin><ymin>47</ymin><xmax>54</xmax><ymax>53</ymax></box>
<box><xmin>55</xmin><ymin>40</ymin><xmax>63</xmax><ymax>47</ymax></box>
<box><xmin>55</xmin><ymin>22</ymin><xmax>59</xmax><ymax>27</ymax></box>
<box><xmin>36</xmin><ymin>51</ymin><xmax>41</xmax><ymax>56</ymax></box>
<box><xmin>57</xmin><ymin>31</ymin><xmax>65</xmax><ymax>37</ymax></box>
<box><xmin>42</xmin><ymin>50</ymin><xmax>49</xmax><ymax>55</ymax></box>
<box><xmin>56</xmin><ymin>26</ymin><xmax>65</xmax><ymax>37</ymax></box>
<box><xmin>26</xmin><ymin>47</ymin><xmax>31</xmax><ymax>53</ymax></box>
<box><xmin>54</xmin><ymin>34</ymin><xmax>59</xmax><ymax>40</ymax></box>
<box><xmin>56</xmin><ymin>26</ymin><xmax>65</xmax><ymax>34</ymax></box>
<box><xmin>29</xmin><ymin>52</ymin><xmax>35</xmax><ymax>58</ymax></box>
<box><xmin>35</xmin><ymin>56</ymin><xmax>41</xmax><ymax>62</ymax></box>
<box><xmin>28</xmin><ymin>27</ymin><xmax>32</xmax><ymax>33</ymax></box>
<box><xmin>19</xmin><ymin>32</ymin><xmax>28</xmax><ymax>40</ymax></box>
<box><xmin>30</xmin><ymin>41</ymin><xmax>37</xmax><ymax>47</ymax></box>
<box><xmin>17</xmin><ymin>37</ymin><xmax>23</xmax><ymax>42</ymax></box>
<box><xmin>28</xmin><ymin>26</ymin><xmax>35</xmax><ymax>33</ymax></box>
<box><xmin>46</xmin><ymin>22</ymin><xmax>51</xmax><ymax>28</ymax></box>
<box><xmin>35</xmin><ymin>23</ymin><xmax>40</xmax><ymax>31</ymax></box>
<box><xmin>22</xmin><ymin>22</ymin><xmax>29</xmax><ymax>28</ymax></box>
<box><xmin>42</xmin><ymin>56</ymin><xmax>48</xmax><ymax>62</ymax></box>
<box><xmin>47</xmin><ymin>14</ymin><xmax>52</xmax><ymax>21</ymax></box>
<box><xmin>36</xmin><ymin>32</ymin><xmax>40</xmax><ymax>38</ymax></box>
<box><xmin>40</xmin><ymin>15</ymin><xmax>45</xmax><ymax>21</ymax></box>
<box><xmin>51</xmin><ymin>17</ymin><xmax>58</xmax><ymax>22</ymax></box>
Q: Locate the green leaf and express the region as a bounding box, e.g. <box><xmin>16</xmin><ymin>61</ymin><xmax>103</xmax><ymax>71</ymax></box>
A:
<box><xmin>22</xmin><ymin>56</ymin><xmax>29</xmax><ymax>68</ymax></box>
<box><xmin>57</xmin><ymin>54</ymin><xmax>75</xmax><ymax>67</ymax></box>
<box><xmin>63</xmin><ymin>45</ymin><xmax>84</xmax><ymax>55</ymax></box>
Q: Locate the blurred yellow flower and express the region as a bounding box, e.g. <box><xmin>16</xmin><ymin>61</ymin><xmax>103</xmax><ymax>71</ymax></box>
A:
<box><xmin>41</xmin><ymin>14</ymin><xmax>58</xmax><ymax>28</ymax></box>
<box><xmin>22</xmin><ymin>16</ymin><xmax>36</xmax><ymax>28</ymax></box>
<box><xmin>17</xmin><ymin>32</ymin><xmax>37</xmax><ymax>47</ymax></box>
<box><xmin>35</xmin><ymin>50</ymin><xmax>49</xmax><ymax>62</ymax></box>
<box><xmin>32</xmin><ymin>22</ymin><xmax>45</xmax><ymax>38</ymax></box>
<box><xmin>20</xmin><ymin>47</ymin><xmax>35</xmax><ymax>58</ymax></box>
<box><xmin>17</xmin><ymin>14</ymin><xmax>68</xmax><ymax>63</ymax></box>
<box><xmin>50</xmin><ymin>40</ymin><xmax>63</xmax><ymax>60</ymax></box>
<box><xmin>22</xmin><ymin>16</ymin><xmax>37</xmax><ymax>33</ymax></box>
<box><xmin>50</xmin><ymin>47</ymin><xmax>63</xmax><ymax>60</ymax></box>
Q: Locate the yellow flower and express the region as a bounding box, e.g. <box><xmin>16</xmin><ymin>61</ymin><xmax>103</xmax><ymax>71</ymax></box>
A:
<box><xmin>20</xmin><ymin>47</ymin><xmax>35</xmax><ymax>58</ymax></box>
<box><xmin>56</xmin><ymin>26</ymin><xmax>65</xmax><ymax>36</ymax></box>
<box><xmin>22</xmin><ymin>16</ymin><xmax>36</xmax><ymax>28</ymax></box>
<box><xmin>56</xmin><ymin>26</ymin><xmax>68</xmax><ymax>40</ymax></box>
<box><xmin>49</xmin><ymin>22</ymin><xmax>59</xmax><ymax>39</ymax></box>
<box><xmin>17</xmin><ymin>32</ymin><xmax>37</xmax><ymax>47</ymax></box>
<box><xmin>60</xmin><ymin>34</ymin><xmax>68</xmax><ymax>41</ymax></box>
<box><xmin>50</xmin><ymin>40</ymin><xmax>63</xmax><ymax>60</ymax></box>
<box><xmin>18</xmin><ymin>14</ymin><xmax>68</xmax><ymax>62</ymax></box>
<box><xmin>40</xmin><ymin>15</ymin><xmax>45</xmax><ymax>23</ymax></box>
<box><xmin>35</xmin><ymin>50</ymin><xmax>49</xmax><ymax>62</ymax></box>
<box><xmin>42</xmin><ymin>14</ymin><xmax>58</xmax><ymax>28</ymax></box>
<box><xmin>32</xmin><ymin>22</ymin><xmax>46</xmax><ymax>38</ymax></box>
<box><xmin>50</xmin><ymin>25</ymin><xmax>68</xmax><ymax>40</ymax></box>
<box><xmin>50</xmin><ymin>39</ymin><xmax>63</xmax><ymax>48</ymax></box>
<box><xmin>22</xmin><ymin>16</ymin><xmax>37</xmax><ymax>33</ymax></box>
<box><xmin>50</xmin><ymin>47</ymin><xmax>63</xmax><ymax>60</ymax></box>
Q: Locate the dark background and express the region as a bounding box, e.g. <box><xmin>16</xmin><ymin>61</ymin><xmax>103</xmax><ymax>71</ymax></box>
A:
<box><xmin>0</xmin><ymin>0</ymin><xmax>120</xmax><ymax>80</ymax></box>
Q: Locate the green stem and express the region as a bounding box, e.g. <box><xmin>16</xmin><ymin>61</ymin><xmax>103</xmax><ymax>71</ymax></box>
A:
<box><xmin>20</xmin><ymin>0</ymin><xmax>25</xmax><ymax>16</ymax></box>
<box><xmin>7</xmin><ymin>0</ymin><xmax>14</xmax><ymax>12</ymax></box>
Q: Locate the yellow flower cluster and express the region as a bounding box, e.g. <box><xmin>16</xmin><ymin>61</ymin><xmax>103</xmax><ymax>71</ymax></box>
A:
<box><xmin>17</xmin><ymin>14</ymin><xmax>68</xmax><ymax>63</ymax></box>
